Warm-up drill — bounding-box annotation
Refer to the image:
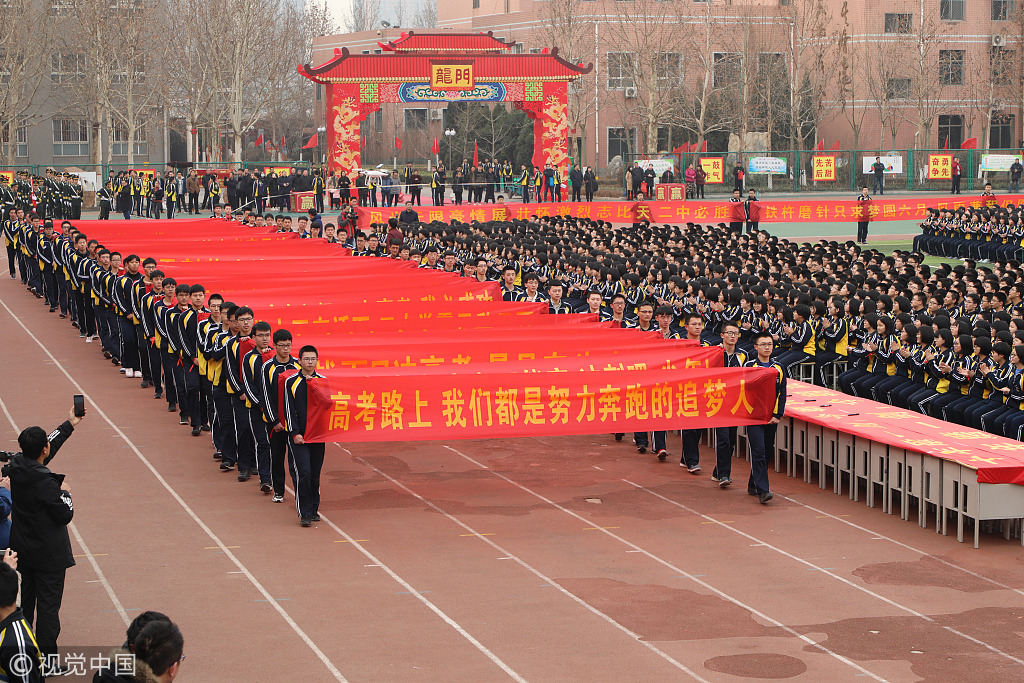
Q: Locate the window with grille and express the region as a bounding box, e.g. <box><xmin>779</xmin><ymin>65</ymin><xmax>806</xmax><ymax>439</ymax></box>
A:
<box><xmin>884</xmin><ymin>13</ymin><xmax>912</xmax><ymax>33</ymax></box>
<box><xmin>607</xmin><ymin>53</ymin><xmax>636</xmax><ymax>89</ymax></box>
<box><xmin>940</xmin><ymin>0</ymin><xmax>964</xmax><ymax>21</ymax></box>
<box><xmin>52</xmin><ymin>117</ymin><xmax>89</xmax><ymax>156</ymax></box>
<box><xmin>939</xmin><ymin>50</ymin><xmax>964</xmax><ymax>85</ymax></box>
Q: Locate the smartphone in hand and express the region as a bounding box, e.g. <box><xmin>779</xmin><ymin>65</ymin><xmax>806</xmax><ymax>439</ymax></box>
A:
<box><xmin>73</xmin><ymin>395</ymin><xmax>85</xmax><ymax>418</ymax></box>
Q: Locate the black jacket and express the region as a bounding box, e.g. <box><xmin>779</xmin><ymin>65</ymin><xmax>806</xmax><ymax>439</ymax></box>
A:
<box><xmin>9</xmin><ymin>421</ymin><xmax>75</xmax><ymax>570</ymax></box>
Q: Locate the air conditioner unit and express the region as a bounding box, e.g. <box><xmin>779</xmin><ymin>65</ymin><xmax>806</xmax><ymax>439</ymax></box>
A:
<box><xmin>992</xmin><ymin>35</ymin><xmax>1006</xmax><ymax>47</ymax></box>
<box><xmin>429</xmin><ymin>109</ymin><xmax>443</xmax><ymax>121</ymax></box>
<box><xmin>624</xmin><ymin>86</ymin><xmax>638</xmax><ymax>99</ymax></box>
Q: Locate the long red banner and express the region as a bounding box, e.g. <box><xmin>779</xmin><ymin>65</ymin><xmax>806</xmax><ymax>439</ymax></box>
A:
<box><xmin>354</xmin><ymin>194</ymin><xmax>1024</xmax><ymax>225</ymax></box>
<box><xmin>303</xmin><ymin>366</ymin><xmax>776</xmax><ymax>443</ymax></box>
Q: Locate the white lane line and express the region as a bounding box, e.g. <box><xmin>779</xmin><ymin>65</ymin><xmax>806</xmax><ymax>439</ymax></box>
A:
<box><xmin>0</xmin><ymin>394</ymin><xmax>131</xmax><ymax>627</ymax></box>
<box><xmin>441</xmin><ymin>446</ymin><xmax>886</xmax><ymax>681</ymax></box>
<box><xmin>443</xmin><ymin>444</ymin><xmax>489</xmax><ymax>469</ymax></box>
<box><xmin>0</xmin><ymin>296</ymin><xmax>349</xmax><ymax>683</ymax></box>
<box><xmin>353</xmin><ymin>456</ymin><xmax>709</xmax><ymax>682</ymax></box>
<box><xmin>625</xmin><ymin>480</ymin><xmax>1024</xmax><ymax>668</ymax></box>
<box><xmin>316</xmin><ymin>445</ymin><xmax>527</xmax><ymax>682</ymax></box>
<box><xmin>781</xmin><ymin>494</ymin><xmax>1024</xmax><ymax>598</ymax></box>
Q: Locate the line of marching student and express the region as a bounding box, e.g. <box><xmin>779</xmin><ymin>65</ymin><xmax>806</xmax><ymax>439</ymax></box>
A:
<box><xmin>4</xmin><ymin>215</ymin><xmax>329</xmax><ymax>528</ymax></box>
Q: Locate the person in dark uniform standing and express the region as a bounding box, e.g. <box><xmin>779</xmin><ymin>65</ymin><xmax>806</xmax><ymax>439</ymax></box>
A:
<box><xmin>743</xmin><ymin>189</ymin><xmax>760</xmax><ymax>234</ymax></box>
<box><xmin>284</xmin><ymin>345</ymin><xmax>326</xmax><ymax>527</ymax></box>
<box><xmin>262</xmin><ymin>328</ymin><xmax>300</xmax><ymax>503</ymax></box>
<box><xmin>855</xmin><ymin>185</ymin><xmax>871</xmax><ymax>244</ymax></box>
<box><xmin>711</xmin><ymin>321</ymin><xmax>747</xmax><ymax>487</ymax></box>
<box><xmin>744</xmin><ymin>331</ymin><xmax>786</xmax><ymax>504</ymax></box>
<box><xmin>9</xmin><ymin>407</ymin><xmax>85</xmax><ymax>662</ymax></box>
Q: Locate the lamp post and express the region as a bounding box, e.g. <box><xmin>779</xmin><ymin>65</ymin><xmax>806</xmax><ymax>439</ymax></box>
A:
<box><xmin>316</xmin><ymin>126</ymin><xmax>326</xmax><ymax>168</ymax></box>
<box><xmin>444</xmin><ymin>128</ymin><xmax>456</xmax><ymax>173</ymax></box>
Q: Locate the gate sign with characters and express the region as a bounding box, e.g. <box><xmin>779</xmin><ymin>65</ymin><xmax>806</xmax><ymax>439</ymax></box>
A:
<box><xmin>928</xmin><ymin>154</ymin><xmax>953</xmax><ymax>180</ymax></box>
<box><xmin>811</xmin><ymin>155</ymin><xmax>836</xmax><ymax>181</ymax></box>
<box><xmin>431</xmin><ymin>62</ymin><xmax>474</xmax><ymax>90</ymax></box>
<box><xmin>300</xmin><ymin>31</ymin><xmax>592</xmax><ymax>181</ymax></box>
<box><xmin>700</xmin><ymin>157</ymin><xmax>724</xmax><ymax>184</ymax></box>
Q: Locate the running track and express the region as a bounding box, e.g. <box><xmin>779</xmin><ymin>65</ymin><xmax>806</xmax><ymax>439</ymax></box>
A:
<box><xmin>2</xmin><ymin>277</ymin><xmax>1023</xmax><ymax>682</ymax></box>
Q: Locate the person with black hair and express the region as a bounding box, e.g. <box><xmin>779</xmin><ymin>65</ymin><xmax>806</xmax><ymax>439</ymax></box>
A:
<box><xmin>9</xmin><ymin>407</ymin><xmax>83</xmax><ymax>662</ymax></box>
<box><xmin>284</xmin><ymin>346</ymin><xmax>326</xmax><ymax>527</ymax></box>
<box><xmin>0</xmin><ymin>560</ymin><xmax>42</xmax><ymax>682</ymax></box>
<box><xmin>744</xmin><ymin>332</ymin><xmax>786</xmax><ymax>504</ymax></box>
<box><xmin>93</xmin><ymin>617</ymin><xmax>183</xmax><ymax>683</ymax></box>
<box><xmin>241</xmin><ymin>321</ymin><xmax>275</xmax><ymax>493</ymax></box>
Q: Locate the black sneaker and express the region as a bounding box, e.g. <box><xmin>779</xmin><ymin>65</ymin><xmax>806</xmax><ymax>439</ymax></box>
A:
<box><xmin>300</xmin><ymin>517</ymin><xmax>312</xmax><ymax>527</ymax></box>
<box><xmin>140</xmin><ymin>381</ymin><xmax>149</xmax><ymax>388</ymax></box>
<box><xmin>758</xmin><ymin>492</ymin><xmax>774</xmax><ymax>504</ymax></box>
<box><xmin>272</xmin><ymin>494</ymin><xmax>284</xmax><ymax>503</ymax></box>
<box><xmin>168</xmin><ymin>403</ymin><xmax>177</xmax><ymax>412</ymax></box>
<box><xmin>220</xmin><ymin>462</ymin><xmax>235</xmax><ymax>471</ymax></box>
<box><xmin>154</xmin><ymin>393</ymin><xmax>162</xmax><ymax>400</ymax></box>
<box><xmin>719</xmin><ymin>478</ymin><xmax>732</xmax><ymax>489</ymax></box>
<box><xmin>311</xmin><ymin>514</ymin><xmax>321</xmax><ymax>522</ymax></box>
<box><xmin>237</xmin><ymin>471</ymin><xmax>251</xmax><ymax>482</ymax></box>
<box><xmin>200</xmin><ymin>424</ymin><xmax>211</xmax><ymax>432</ymax></box>
<box><xmin>179</xmin><ymin>417</ymin><xmax>189</xmax><ymax>425</ymax></box>
<box><xmin>656</xmin><ymin>449</ymin><xmax>667</xmax><ymax>461</ymax></box>
<box><xmin>747</xmin><ymin>487</ymin><xmax>758</xmax><ymax>496</ymax></box>
<box><xmin>213</xmin><ymin>451</ymin><xmax>222</xmax><ymax>460</ymax></box>
<box><xmin>191</xmin><ymin>427</ymin><xmax>201</xmax><ymax>437</ymax></box>
<box><xmin>614</xmin><ymin>433</ymin><xmax>623</xmax><ymax>441</ymax></box>
<box><xmin>637</xmin><ymin>446</ymin><xmax>646</xmax><ymax>454</ymax></box>
<box><xmin>260</xmin><ymin>482</ymin><xmax>272</xmax><ymax>493</ymax></box>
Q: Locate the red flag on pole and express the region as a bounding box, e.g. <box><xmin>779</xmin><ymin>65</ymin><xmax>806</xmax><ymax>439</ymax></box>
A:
<box><xmin>254</xmin><ymin>133</ymin><xmax>264</xmax><ymax>148</ymax></box>
<box><xmin>815</xmin><ymin>139</ymin><xmax>824</xmax><ymax>151</ymax></box>
<box><xmin>280</xmin><ymin>134</ymin><xmax>286</xmax><ymax>149</ymax></box>
<box><xmin>700</xmin><ymin>140</ymin><xmax>707</xmax><ymax>153</ymax></box>
<box><xmin>301</xmin><ymin>133</ymin><xmax>318</xmax><ymax>149</ymax></box>
<box><xmin>672</xmin><ymin>143</ymin><xmax>687</xmax><ymax>155</ymax></box>
<box><xmin>432</xmin><ymin>137</ymin><xmax>440</xmax><ymax>155</ymax></box>
<box><xmin>942</xmin><ymin>136</ymin><xmax>948</xmax><ymax>149</ymax></box>
<box><xmin>830</xmin><ymin>140</ymin><xmax>841</xmax><ymax>151</ymax></box>
<box><xmin>394</xmin><ymin>137</ymin><xmax>403</xmax><ymax>150</ymax></box>
<box><xmin>473</xmin><ymin>140</ymin><xmax>479</xmax><ymax>166</ymax></box>
<box><xmin>961</xmin><ymin>137</ymin><xmax>978</xmax><ymax>150</ymax></box>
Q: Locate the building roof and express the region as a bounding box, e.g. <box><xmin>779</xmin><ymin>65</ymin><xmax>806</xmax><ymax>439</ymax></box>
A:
<box><xmin>379</xmin><ymin>30</ymin><xmax>514</xmax><ymax>53</ymax></box>
<box><xmin>298</xmin><ymin>47</ymin><xmax>593</xmax><ymax>84</ymax></box>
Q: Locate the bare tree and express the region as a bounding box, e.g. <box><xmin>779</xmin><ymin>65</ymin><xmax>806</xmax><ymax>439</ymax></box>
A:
<box><xmin>861</xmin><ymin>39</ymin><xmax>907</xmax><ymax>149</ymax></box>
<box><xmin>107</xmin><ymin>0</ymin><xmax>172</xmax><ymax>164</ymax></box>
<box><xmin>782</xmin><ymin>0</ymin><xmax>837</xmax><ymax>150</ymax></box>
<box><xmin>677</xmin><ymin>2</ymin><xmax>738</xmax><ymax>149</ymax></box>
<box><xmin>410</xmin><ymin>0</ymin><xmax>437</xmax><ymax>29</ymax></box>
<box><xmin>833</xmin><ymin>3</ymin><xmax>869</xmax><ymax>150</ymax></box>
<box><xmin>531</xmin><ymin>0</ymin><xmax>596</xmax><ymax>164</ymax></box>
<box><xmin>896</xmin><ymin>9</ymin><xmax>954</xmax><ymax>148</ymax></box>
<box><xmin>0</xmin><ymin>0</ymin><xmax>53</xmax><ymax>165</ymax></box>
<box><xmin>603</xmin><ymin>0</ymin><xmax>691</xmax><ymax>156</ymax></box>
<box><xmin>345</xmin><ymin>0</ymin><xmax>381</xmax><ymax>33</ymax></box>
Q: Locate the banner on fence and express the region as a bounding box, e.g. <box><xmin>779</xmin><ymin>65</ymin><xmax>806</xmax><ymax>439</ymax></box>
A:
<box><xmin>861</xmin><ymin>155</ymin><xmax>903</xmax><ymax>175</ymax></box>
<box><xmin>747</xmin><ymin>157</ymin><xmax>788</xmax><ymax>175</ymax></box>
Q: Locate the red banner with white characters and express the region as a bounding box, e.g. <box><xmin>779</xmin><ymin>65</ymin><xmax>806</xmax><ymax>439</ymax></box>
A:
<box><xmin>354</xmin><ymin>194</ymin><xmax>1024</xmax><ymax>226</ymax></box>
<box><xmin>301</xmin><ymin>366</ymin><xmax>777</xmax><ymax>443</ymax></box>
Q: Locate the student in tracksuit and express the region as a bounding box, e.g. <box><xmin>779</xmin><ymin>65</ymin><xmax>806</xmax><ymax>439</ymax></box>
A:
<box><xmin>744</xmin><ymin>331</ymin><xmax>786</xmax><ymax>504</ymax></box>
<box><xmin>285</xmin><ymin>345</ymin><xmax>326</xmax><ymax>527</ymax></box>
<box><xmin>241</xmin><ymin>321</ymin><xmax>275</xmax><ymax>493</ymax></box>
<box><xmin>153</xmin><ymin>278</ymin><xmax>181</xmax><ymax>412</ymax></box>
<box><xmin>968</xmin><ymin>342</ymin><xmax>1014</xmax><ymax>431</ymax></box>
<box><xmin>226</xmin><ymin>306</ymin><xmax>257</xmax><ymax>481</ymax></box>
<box><xmin>207</xmin><ymin>303</ymin><xmax>239</xmax><ymax>467</ymax></box>
<box><xmin>711</xmin><ymin>321</ymin><xmax>747</xmax><ymax>488</ymax></box>
<box><xmin>262</xmin><ymin>329</ymin><xmax>300</xmax><ymax>503</ymax></box>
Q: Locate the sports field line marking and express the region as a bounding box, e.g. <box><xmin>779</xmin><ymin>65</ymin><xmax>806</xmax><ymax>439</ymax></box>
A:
<box><xmin>353</xmin><ymin>456</ymin><xmax>710</xmax><ymax>682</ymax></box>
<box><xmin>443</xmin><ymin>444</ymin><xmax>489</xmax><ymax>469</ymax></box>
<box><xmin>625</xmin><ymin>480</ymin><xmax>1024</xmax><ymax>669</ymax></box>
<box><xmin>440</xmin><ymin>446</ymin><xmax>887</xmax><ymax>682</ymax></box>
<box><xmin>0</xmin><ymin>297</ymin><xmax>349</xmax><ymax>683</ymax></box>
<box><xmin>325</xmin><ymin>446</ymin><xmax>526</xmax><ymax>682</ymax></box>
<box><xmin>781</xmin><ymin>494</ymin><xmax>1024</xmax><ymax>598</ymax></box>
<box><xmin>0</xmin><ymin>394</ymin><xmax>131</xmax><ymax>627</ymax></box>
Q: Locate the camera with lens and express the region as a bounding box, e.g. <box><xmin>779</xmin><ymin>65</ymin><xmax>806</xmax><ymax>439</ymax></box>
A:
<box><xmin>0</xmin><ymin>450</ymin><xmax>13</xmax><ymax>477</ymax></box>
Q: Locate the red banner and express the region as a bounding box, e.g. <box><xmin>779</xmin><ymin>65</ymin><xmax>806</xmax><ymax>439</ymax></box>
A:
<box><xmin>302</xmin><ymin>366</ymin><xmax>777</xmax><ymax>443</ymax></box>
<box><xmin>353</xmin><ymin>194</ymin><xmax>1024</xmax><ymax>226</ymax></box>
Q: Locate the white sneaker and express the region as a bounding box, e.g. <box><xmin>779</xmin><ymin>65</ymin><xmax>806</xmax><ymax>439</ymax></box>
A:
<box><xmin>85</xmin><ymin>336</ymin><xmax>93</xmax><ymax>343</ymax></box>
<box><xmin>133</xmin><ymin>370</ymin><xmax>143</xmax><ymax>378</ymax></box>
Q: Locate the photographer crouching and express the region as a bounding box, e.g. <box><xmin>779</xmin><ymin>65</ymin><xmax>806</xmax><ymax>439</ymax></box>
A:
<box><xmin>7</xmin><ymin>404</ymin><xmax>84</xmax><ymax>665</ymax></box>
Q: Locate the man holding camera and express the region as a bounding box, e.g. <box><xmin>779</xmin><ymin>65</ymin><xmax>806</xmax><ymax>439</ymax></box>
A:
<box><xmin>9</xmin><ymin>406</ymin><xmax>83</xmax><ymax>661</ymax></box>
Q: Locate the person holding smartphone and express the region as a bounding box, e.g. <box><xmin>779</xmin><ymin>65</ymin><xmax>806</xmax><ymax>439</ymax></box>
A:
<box><xmin>8</xmin><ymin>404</ymin><xmax>85</xmax><ymax>667</ymax></box>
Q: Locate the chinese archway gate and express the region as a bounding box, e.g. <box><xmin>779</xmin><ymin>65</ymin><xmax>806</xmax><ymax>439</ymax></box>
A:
<box><xmin>298</xmin><ymin>31</ymin><xmax>592</xmax><ymax>180</ymax></box>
